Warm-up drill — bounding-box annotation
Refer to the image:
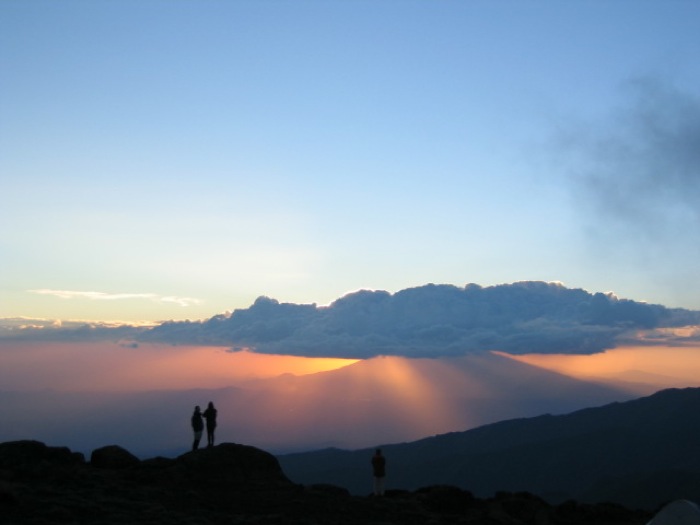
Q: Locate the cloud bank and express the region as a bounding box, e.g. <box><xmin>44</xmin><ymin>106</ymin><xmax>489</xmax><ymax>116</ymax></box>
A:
<box><xmin>0</xmin><ymin>317</ymin><xmax>148</xmax><ymax>342</ymax></box>
<box><xmin>136</xmin><ymin>281</ymin><xmax>700</xmax><ymax>358</ymax></box>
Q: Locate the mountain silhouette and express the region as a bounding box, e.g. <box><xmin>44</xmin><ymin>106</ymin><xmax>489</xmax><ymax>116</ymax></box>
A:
<box><xmin>231</xmin><ymin>352</ymin><xmax>635</xmax><ymax>451</ymax></box>
<box><xmin>278</xmin><ymin>387</ymin><xmax>700</xmax><ymax>510</ymax></box>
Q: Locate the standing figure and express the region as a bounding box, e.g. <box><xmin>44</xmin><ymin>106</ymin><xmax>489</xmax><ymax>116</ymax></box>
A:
<box><xmin>371</xmin><ymin>448</ymin><xmax>386</xmax><ymax>496</ymax></box>
<box><xmin>191</xmin><ymin>405</ymin><xmax>204</xmax><ymax>451</ymax></box>
<box><xmin>202</xmin><ymin>401</ymin><xmax>218</xmax><ymax>448</ymax></box>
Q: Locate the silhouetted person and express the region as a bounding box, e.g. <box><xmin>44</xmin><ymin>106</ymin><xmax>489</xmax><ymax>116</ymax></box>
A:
<box><xmin>371</xmin><ymin>448</ymin><xmax>386</xmax><ymax>496</ymax></box>
<box><xmin>202</xmin><ymin>401</ymin><xmax>218</xmax><ymax>447</ymax></box>
<box><xmin>191</xmin><ymin>405</ymin><xmax>204</xmax><ymax>451</ymax></box>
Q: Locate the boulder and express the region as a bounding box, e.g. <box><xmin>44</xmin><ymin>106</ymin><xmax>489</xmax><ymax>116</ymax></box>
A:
<box><xmin>0</xmin><ymin>440</ymin><xmax>83</xmax><ymax>467</ymax></box>
<box><xmin>90</xmin><ymin>444</ymin><xmax>140</xmax><ymax>469</ymax></box>
<box><xmin>177</xmin><ymin>442</ymin><xmax>290</xmax><ymax>485</ymax></box>
<box><xmin>0</xmin><ymin>440</ymin><xmax>84</xmax><ymax>478</ymax></box>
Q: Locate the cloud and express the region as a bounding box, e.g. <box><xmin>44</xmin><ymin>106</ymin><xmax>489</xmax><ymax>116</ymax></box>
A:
<box><xmin>0</xmin><ymin>317</ymin><xmax>151</xmax><ymax>341</ymax></box>
<box><xmin>137</xmin><ymin>282</ymin><xmax>700</xmax><ymax>358</ymax></box>
<box><xmin>29</xmin><ymin>289</ymin><xmax>201</xmax><ymax>307</ymax></box>
<box><xmin>558</xmin><ymin>78</ymin><xmax>700</xmax><ymax>255</ymax></box>
<box><xmin>617</xmin><ymin>325</ymin><xmax>700</xmax><ymax>347</ymax></box>
<box><xmin>158</xmin><ymin>296</ymin><xmax>202</xmax><ymax>307</ymax></box>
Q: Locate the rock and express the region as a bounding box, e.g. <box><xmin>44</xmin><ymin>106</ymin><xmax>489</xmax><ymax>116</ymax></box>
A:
<box><xmin>0</xmin><ymin>480</ymin><xmax>19</xmax><ymax>507</ymax></box>
<box><xmin>0</xmin><ymin>440</ymin><xmax>84</xmax><ymax>469</ymax></box>
<box><xmin>0</xmin><ymin>439</ymin><xmax>654</xmax><ymax>524</ymax></box>
<box><xmin>307</xmin><ymin>483</ymin><xmax>351</xmax><ymax>496</ymax></box>
<box><xmin>491</xmin><ymin>492</ymin><xmax>553</xmax><ymax>525</ymax></box>
<box><xmin>0</xmin><ymin>440</ymin><xmax>84</xmax><ymax>483</ymax></box>
<box><xmin>90</xmin><ymin>444</ymin><xmax>140</xmax><ymax>469</ymax></box>
<box><xmin>176</xmin><ymin>442</ymin><xmax>290</xmax><ymax>486</ymax></box>
<box><xmin>416</xmin><ymin>485</ymin><xmax>476</xmax><ymax>513</ymax></box>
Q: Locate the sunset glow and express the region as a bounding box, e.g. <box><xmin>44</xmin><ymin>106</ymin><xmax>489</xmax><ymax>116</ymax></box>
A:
<box><xmin>222</xmin><ymin>355</ymin><xmax>509</xmax><ymax>451</ymax></box>
<box><xmin>497</xmin><ymin>346</ymin><xmax>700</xmax><ymax>394</ymax></box>
<box><xmin>0</xmin><ymin>342</ymin><xmax>358</xmax><ymax>391</ymax></box>
<box><xmin>331</xmin><ymin>356</ymin><xmax>460</xmax><ymax>440</ymax></box>
<box><xmin>5</xmin><ymin>341</ymin><xmax>700</xmax><ymax>455</ymax></box>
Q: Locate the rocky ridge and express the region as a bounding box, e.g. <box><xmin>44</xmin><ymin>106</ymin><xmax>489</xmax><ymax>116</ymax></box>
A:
<box><xmin>0</xmin><ymin>440</ymin><xmax>652</xmax><ymax>525</ymax></box>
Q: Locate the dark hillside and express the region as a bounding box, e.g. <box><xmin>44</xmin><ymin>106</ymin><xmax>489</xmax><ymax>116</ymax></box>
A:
<box><xmin>279</xmin><ymin>387</ymin><xmax>700</xmax><ymax>509</ymax></box>
<box><xmin>0</xmin><ymin>440</ymin><xmax>651</xmax><ymax>524</ymax></box>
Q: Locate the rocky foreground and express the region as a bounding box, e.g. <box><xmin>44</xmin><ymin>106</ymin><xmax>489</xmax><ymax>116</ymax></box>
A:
<box><xmin>0</xmin><ymin>440</ymin><xmax>652</xmax><ymax>525</ymax></box>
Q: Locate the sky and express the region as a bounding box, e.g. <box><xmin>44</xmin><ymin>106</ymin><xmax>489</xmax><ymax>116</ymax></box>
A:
<box><xmin>2</xmin><ymin>1</ymin><xmax>700</xmax><ymax>324</ymax></box>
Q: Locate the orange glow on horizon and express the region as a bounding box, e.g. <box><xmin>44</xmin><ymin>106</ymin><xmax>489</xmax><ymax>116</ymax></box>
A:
<box><xmin>0</xmin><ymin>341</ymin><xmax>358</xmax><ymax>392</ymax></box>
<box><xmin>9</xmin><ymin>343</ymin><xmax>700</xmax><ymax>454</ymax></box>
<box><xmin>497</xmin><ymin>345</ymin><xmax>700</xmax><ymax>394</ymax></box>
<box><xmin>224</xmin><ymin>355</ymin><xmax>490</xmax><ymax>450</ymax></box>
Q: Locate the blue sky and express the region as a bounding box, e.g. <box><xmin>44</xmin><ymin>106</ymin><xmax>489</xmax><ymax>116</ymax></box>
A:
<box><xmin>2</xmin><ymin>1</ymin><xmax>700</xmax><ymax>322</ymax></box>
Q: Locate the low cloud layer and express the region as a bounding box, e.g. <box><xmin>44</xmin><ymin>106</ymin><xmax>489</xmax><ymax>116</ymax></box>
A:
<box><xmin>135</xmin><ymin>281</ymin><xmax>700</xmax><ymax>358</ymax></box>
<box><xmin>7</xmin><ymin>282</ymin><xmax>700</xmax><ymax>358</ymax></box>
<box><xmin>0</xmin><ymin>317</ymin><xmax>147</xmax><ymax>342</ymax></box>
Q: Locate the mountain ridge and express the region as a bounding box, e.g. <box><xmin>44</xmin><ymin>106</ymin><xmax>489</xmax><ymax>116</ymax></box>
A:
<box><xmin>278</xmin><ymin>387</ymin><xmax>700</xmax><ymax>510</ymax></box>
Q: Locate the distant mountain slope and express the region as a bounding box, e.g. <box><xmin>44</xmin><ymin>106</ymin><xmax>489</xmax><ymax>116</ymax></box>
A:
<box><xmin>230</xmin><ymin>352</ymin><xmax>634</xmax><ymax>451</ymax></box>
<box><xmin>0</xmin><ymin>352</ymin><xmax>634</xmax><ymax>457</ymax></box>
<box><xmin>278</xmin><ymin>387</ymin><xmax>700</xmax><ymax>509</ymax></box>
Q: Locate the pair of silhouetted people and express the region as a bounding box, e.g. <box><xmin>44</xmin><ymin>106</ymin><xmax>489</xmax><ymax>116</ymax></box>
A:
<box><xmin>191</xmin><ymin>402</ymin><xmax>217</xmax><ymax>451</ymax></box>
<box><xmin>371</xmin><ymin>448</ymin><xmax>386</xmax><ymax>496</ymax></box>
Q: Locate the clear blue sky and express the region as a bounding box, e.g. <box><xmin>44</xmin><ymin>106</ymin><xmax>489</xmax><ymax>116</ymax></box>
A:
<box><xmin>2</xmin><ymin>1</ymin><xmax>700</xmax><ymax>322</ymax></box>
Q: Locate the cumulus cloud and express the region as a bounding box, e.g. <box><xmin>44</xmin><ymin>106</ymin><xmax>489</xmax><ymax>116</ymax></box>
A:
<box><xmin>29</xmin><ymin>289</ymin><xmax>201</xmax><ymax>307</ymax></box>
<box><xmin>137</xmin><ymin>282</ymin><xmax>700</xmax><ymax>358</ymax></box>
